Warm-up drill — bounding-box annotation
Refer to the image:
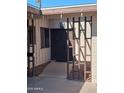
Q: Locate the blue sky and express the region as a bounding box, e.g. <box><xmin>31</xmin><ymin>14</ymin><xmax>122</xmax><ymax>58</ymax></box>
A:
<box><xmin>27</xmin><ymin>0</ymin><xmax>96</xmax><ymax>8</ymax></box>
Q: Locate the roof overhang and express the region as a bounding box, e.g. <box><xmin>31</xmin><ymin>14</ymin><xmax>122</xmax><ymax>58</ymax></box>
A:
<box><xmin>41</xmin><ymin>4</ymin><xmax>97</xmax><ymax>15</ymax></box>
<box><xmin>27</xmin><ymin>5</ymin><xmax>40</xmax><ymax>15</ymax></box>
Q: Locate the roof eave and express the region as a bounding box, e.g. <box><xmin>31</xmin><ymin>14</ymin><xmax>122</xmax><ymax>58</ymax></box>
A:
<box><xmin>41</xmin><ymin>4</ymin><xmax>97</xmax><ymax>15</ymax></box>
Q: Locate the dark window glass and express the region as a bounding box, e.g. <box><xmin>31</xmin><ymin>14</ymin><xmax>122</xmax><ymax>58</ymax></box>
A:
<box><xmin>40</xmin><ymin>27</ymin><xmax>49</xmax><ymax>48</ymax></box>
<box><xmin>45</xmin><ymin>28</ymin><xmax>49</xmax><ymax>48</ymax></box>
<box><xmin>40</xmin><ymin>28</ymin><xmax>45</xmax><ymax>48</ymax></box>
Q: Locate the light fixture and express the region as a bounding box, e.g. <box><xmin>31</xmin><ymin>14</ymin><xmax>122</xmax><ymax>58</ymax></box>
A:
<box><xmin>60</xmin><ymin>11</ymin><xmax>63</xmax><ymax>19</ymax></box>
<box><xmin>81</xmin><ymin>9</ymin><xmax>83</xmax><ymax>17</ymax></box>
<box><xmin>31</xmin><ymin>13</ymin><xmax>34</xmax><ymax>19</ymax></box>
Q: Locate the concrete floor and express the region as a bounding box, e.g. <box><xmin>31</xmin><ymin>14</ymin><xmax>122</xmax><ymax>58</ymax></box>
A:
<box><xmin>27</xmin><ymin>61</ymin><xmax>96</xmax><ymax>93</ymax></box>
<box><xmin>79</xmin><ymin>82</ymin><xmax>97</xmax><ymax>93</ymax></box>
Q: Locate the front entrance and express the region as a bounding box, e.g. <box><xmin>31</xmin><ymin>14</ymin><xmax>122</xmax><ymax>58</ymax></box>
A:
<box><xmin>39</xmin><ymin>16</ymin><xmax>92</xmax><ymax>81</ymax></box>
<box><xmin>51</xmin><ymin>29</ymin><xmax>67</xmax><ymax>62</ymax></box>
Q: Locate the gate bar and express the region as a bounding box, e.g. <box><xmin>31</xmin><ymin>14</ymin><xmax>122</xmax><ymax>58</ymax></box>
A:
<box><xmin>67</xmin><ymin>18</ymin><xmax>69</xmax><ymax>79</ymax></box>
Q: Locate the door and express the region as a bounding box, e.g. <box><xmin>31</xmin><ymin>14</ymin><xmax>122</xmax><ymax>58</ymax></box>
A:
<box><xmin>51</xmin><ymin>29</ymin><xmax>67</xmax><ymax>62</ymax></box>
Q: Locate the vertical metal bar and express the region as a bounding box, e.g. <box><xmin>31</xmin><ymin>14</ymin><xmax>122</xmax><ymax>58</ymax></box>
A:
<box><xmin>91</xmin><ymin>16</ymin><xmax>92</xmax><ymax>39</ymax></box>
<box><xmin>32</xmin><ymin>19</ymin><xmax>35</xmax><ymax>76</ymax></box>
<box><xmin>27</xmin><ymin>19</ymin><xmax>30</xmax><ymax>76</ymax></box>
<box><xmin>72</xmin><ymin>17</ymin><xmax>75</xmax><ymax>79</ymax></box>
<box><xmin>78</xmin><ymin>17</ymin><xmax>81</xmax><ymax>80</ymax></box>
<box><xmin>49</xmin><ymin>28</ymin><xmax>51</xmax><ymax>61</ymax></box>
<box><xmin>90</xmin><ymin>16</ymin><xmax>92</xmax><ymax>81</ymax></box>
<box><xmin>67</xmin><ymin>18</ymin><xmax>69</xmax><ymax>79</ymax></box>
<box><xmin>27</xmin><ymin>19</ymin><xmax>29</xmax><ymax>27</ymax></box>
<box><xmin>85</xmin><ymin>17</ymin><xmax>87</xmax><ymax>39</ymax></box>
<box><xmin>84</xmin><ymin>16</ymin><xmax>87</xmax><ymax>81</ymax></box>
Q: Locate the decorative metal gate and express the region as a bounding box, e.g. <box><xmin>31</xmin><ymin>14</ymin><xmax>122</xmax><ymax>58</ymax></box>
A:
<box><xmin>67</xmin><ymin>16</ymin><xmax>92</xmax><ymax>81</ymax></box>
<box><xmin>27</xmin><ymin>19</ymin><xmax>35</xmax><ymax>77</ymax></box>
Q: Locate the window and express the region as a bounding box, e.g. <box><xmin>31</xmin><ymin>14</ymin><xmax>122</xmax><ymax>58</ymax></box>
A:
<box><xmin>40</xmin><ymin>27</ymin><xmax>49</xmax><ymax>48</ymax></box>
<box><xmin>40</xmin><ymin>28</ymin><xmax>45</xmax><ymax>48</ymax></box>
<box><xmin>44</xmin><ymin>28</ymin><xmax>49</xmax><ymax>48</ymax></box>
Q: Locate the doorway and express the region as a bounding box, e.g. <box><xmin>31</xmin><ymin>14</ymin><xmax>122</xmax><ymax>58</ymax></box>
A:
<box><xmin>51</xmin><ymin>29</ymin><xmax>67</xmax><ymax>62</ymax></box>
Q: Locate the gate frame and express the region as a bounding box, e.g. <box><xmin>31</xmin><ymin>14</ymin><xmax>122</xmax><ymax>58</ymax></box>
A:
<box><xmin>66</xmin><ymin>16</ymin><xmax>92</xmax><ymax>81</ymax></box>
<box><xmin>27</xmin><ymin>19</ymin><xmax>35</xmax><ymax>77</ymax></box>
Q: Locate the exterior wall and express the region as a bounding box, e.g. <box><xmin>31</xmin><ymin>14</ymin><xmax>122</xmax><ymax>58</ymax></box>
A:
<box><xmin>35</xmin><ymin>16</ymin><xmax>51</xmax><ymax>66</ymax></box>
<box><xmin>34</xmin><ymin>16</ymin><xmax>50</xmax><ymax>66</ymax></box>
<box><xmin>28</xmin><ymin>16</ymin><xmax>50</xmax><ymax>67</ymax></box>
<box><xmin>92</xmin><ymin>15</ymin><xmax>97</xmax><ymax>83</ymax></box>
<box><xmin>48</xmin><ymin>12</ymin><xmax>96</xmax><ymax>28</ymax></box>
<box><xmin>92</xmin><ymin>37</ymin><xmax>97</xmax><ymax>83</ymax></box>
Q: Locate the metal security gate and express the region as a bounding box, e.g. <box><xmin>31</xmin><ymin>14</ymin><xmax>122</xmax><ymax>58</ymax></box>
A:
<box><xmin>67</xmin><ymin>16</ymin><xmax>92</xmax><ymax>81</ymax></box>
<box><xmin>27</xmin><ymin>19</ymin><xmax>35</xmax><ymax>77</ymax></box>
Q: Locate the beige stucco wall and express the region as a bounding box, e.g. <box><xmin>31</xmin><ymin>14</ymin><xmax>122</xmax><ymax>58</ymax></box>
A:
<box><xmin>28</xmin><ymin>16</ymin><xmax>50</xmax><ymax>66</ymax></box>
<box><xmin>92</xmin><ymin>15</ymin><xmax>97</xmax><ymax>83</ymax></box>
<box><xmin>35</xmin><ymin>16</ymin><xmax>51</xmax><ymax>66</ymax></box>
<box><xmin>92</xmin><ymin>37</ymin><xmax>97</xmax><ymax>83</ymax></box>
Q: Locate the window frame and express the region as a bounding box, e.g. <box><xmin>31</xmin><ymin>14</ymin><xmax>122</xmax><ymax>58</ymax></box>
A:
<box><xmin>40</xmin><ymin>27</ymin><xmax>50</xmax><ymax>49</ymax></box>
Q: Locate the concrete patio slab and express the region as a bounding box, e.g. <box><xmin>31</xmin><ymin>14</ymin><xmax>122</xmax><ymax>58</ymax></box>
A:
<box><xmin>27</xmin><ymin>62</ymin><xmax>96</xmax><ymax>93</ymax></box>
<box><xmin>40</xmin><ymin>62</ymin><xmax>67</xmax><ymax>78</ymax></box>
<box><xmin>79</xmin><ymin>82</ymin><xmax>97</xmax><ymax>93</ymax></box>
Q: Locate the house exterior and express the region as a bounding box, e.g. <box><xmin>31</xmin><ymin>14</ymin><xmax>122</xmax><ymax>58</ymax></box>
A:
<box><xmin>27</xmin><ymin>4</ymin><xmax>97</xmax><ymax>83</ymax></box>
